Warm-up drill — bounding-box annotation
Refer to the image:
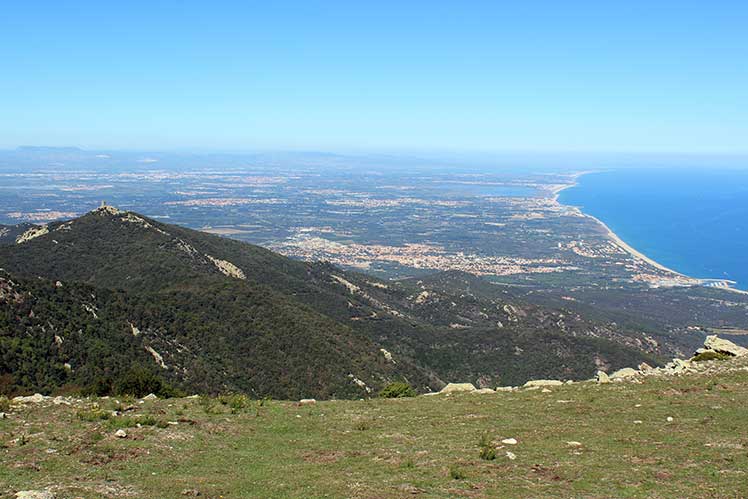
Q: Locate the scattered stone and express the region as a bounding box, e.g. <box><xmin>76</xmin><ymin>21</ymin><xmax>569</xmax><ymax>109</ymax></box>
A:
<box><xmin>142</xmin><ymin>393</ymin><xmax>158</xmax><ymax>401</ymax></box>
<box><xmin>703</xmin><ymin>335</ymin><xmax>748</xmax><ymax>357</ymax></box>
<box><xmin>495</xmin><ymin>386</ymin><xmax>515</xmax><ymax>392</ymax></box>
<box><xmin>15</xmin><ymin>491</ymin><xmax>54</xmax><ymax>499</ymax></box>
<box><xmin>541</xmin><ymin>388</ymin><xmax>552</xmax><ymax>393</ymax></box>
<box><xmin>666</xmin><ymin>416</ymin><xmax>674</xmax><ymax>422</ymax></box>
<box><xmin>705</xmin><ymin>442</ymin><xmax>744</xmax><ymax>449</ymax></box>
<box><xmin>638</xmin><ymin>362</ymin><xmax>654</xmax><ymax>372</ymax></box>
<box><xmin>115</xmin><ymin>429</ymin><xmax>127</xmax><ymax>438</ymax></box>
<box><xmin>566</xmin><ymin>441</ymin><xmax>583</xmax><ymax>447</ymax></box>
<box><xmin>523</xmin><ymin>379</ymin><xmax>563</xmax><ymax>388</ymax></box>
<box><xmin>610</xmin><ymin>367</ymin><xmax>638</xmax><ymax>380</ymax></box>
<box><xmin>505</xmin><ymin>451</ymin><xmax>517</xmax><ymax>460</ymax></box>
<box><xmin>501</xmin><ymin>438</ymin><xmax>518</xmax><ymax>445</ymax></box>
<box><xmin>440</xmin><ymin>383</ymin><xmax>476</xmax><ymax>394</ymax></box>
<box><xmin>633</xmin><ymin>420</ymin><xmax>643</xmax><ymax>425</ymax></box>
<box><xmin>396</xmin><ymin>484</ymin><xmax>425</xmax><ymax>495</ymax></box>
<box><xmin>12</xmin><ymin>393</ymin><xmax>46</xmax><ymax>404</ymax></box>
<box><xmin>181</xmin><ymin>490</ymin><xmax>201</xmax><ymax>496</ymax></box>
<box><xmin>596</xmin><ymin>371</ymin><xmax>610</xmax><ymax>384</ymax></box>
<box><xmin>299</xmin><ymin>398</ymin><xmax>317</xmax><ymax>406</ymax></box>
<box><xmin>0</xmin><ymin>412</ymin><xmax>5</xmax><ymax>419</ymax></box>
<box><xmin>472</xmin><ymin>388</ymin><xmax>496</xmax><ymax>394</ymax></box>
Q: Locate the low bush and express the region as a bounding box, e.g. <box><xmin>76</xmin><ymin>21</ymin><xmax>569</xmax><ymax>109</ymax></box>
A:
<box><xmin>478</xmin><ymin>433</ymin><xmax>496</xmax><ymax>460</ymax></box>
<box><xmin>218</xmin><ymin>393</ymin><xmax>250</xmax><ymax>412</ymax></box>
<box><xmin>77</xmin><ymin>409</ymin><xmax>111</xmax><ymax>422</ymax></box>
<box><xmin>479</xmin><ymin>445</ymin><xmax>496</xmax><ymax>461</ymax></box>
<box><xmin>379</xmin><ymin>381</ymin><xmax>416</xmax><ymax>398</ymax></box>
<box><xmin>692</xmin><ymin>351</ymin><xmax>731</xmax><ymax>362</ymax></box>
<box><xmin>449</xmin><ymin>466</ymin><xmax>467</xmax><ymax>480</ymax></box>
<box><xmin>112</xmin><ymin>366</ymin><xmax>181</xmax><ymax>398</ymax></box>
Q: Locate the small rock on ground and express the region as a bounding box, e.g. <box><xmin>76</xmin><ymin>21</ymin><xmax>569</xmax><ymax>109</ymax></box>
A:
<box><xmin>15</xmin><ymin>491</ymin><xmax>55</xmax><ymax>499</ymax></box>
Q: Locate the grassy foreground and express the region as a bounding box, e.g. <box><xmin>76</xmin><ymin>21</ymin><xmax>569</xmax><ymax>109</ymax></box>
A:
<box><xmin>2</xmin><ymin>366</ymin><xmax>748</xmax><ymax>499</ymax></box>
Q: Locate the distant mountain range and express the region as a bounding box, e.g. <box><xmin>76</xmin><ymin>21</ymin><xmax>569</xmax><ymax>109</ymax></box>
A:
<box><xmin>0</xmin><ymin>206</ymin><xmax>661</xmax><ymax>398</ymax></box>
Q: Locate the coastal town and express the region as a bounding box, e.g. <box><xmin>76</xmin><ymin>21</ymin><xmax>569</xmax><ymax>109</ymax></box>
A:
<box><xmin>0</xmin><ymin>165</ymin><xmax>740</xmax><ymax>293</ymax></box>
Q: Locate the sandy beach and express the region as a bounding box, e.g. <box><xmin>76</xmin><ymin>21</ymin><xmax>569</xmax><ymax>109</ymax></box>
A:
<box><xmin>584</xmin><ymin>212</ymin><xmax>688</xmax><ymax>276</ymax></box>
<box><xmin>553</xmin><ymin>172</ymin><xmax>694</xmax><ymax>278</ymax></box>
<box><xmin>554</xmin><ymin>172</ymin><xmax>748</xmax><ymax>294</ymax></box>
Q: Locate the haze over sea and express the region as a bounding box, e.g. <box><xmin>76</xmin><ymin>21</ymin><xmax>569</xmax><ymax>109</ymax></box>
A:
<box><xmin>559</xmin><ymin>168</ymin><xmax>748</xmax><ymax>291</ymax></box>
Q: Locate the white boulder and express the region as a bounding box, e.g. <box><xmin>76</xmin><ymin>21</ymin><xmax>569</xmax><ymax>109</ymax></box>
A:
<box><xmin>703</xmin><ymin>335</ymin><xmax>748</xmax><ymax>357</ymax></box>
<box><xmin>15</xmin><ymin>491</ymin><xmax>54</xmax><ymax>499</ymax></box>
<box><xmin>440</xmin><ymin>383</ymin><xmax>476</xmax><ymax>394</ymax></box>
<box><xmin>610</xmin><ymin>368</ymin><xmax>638</xmax><ymax>380</ymax></box>
<box><xmin>523</xmin><ymin>379</ymin><xmax>563</xmax><ymax>388</ymax></box>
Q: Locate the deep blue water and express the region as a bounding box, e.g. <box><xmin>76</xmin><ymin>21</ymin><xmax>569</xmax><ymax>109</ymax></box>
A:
<box><xmin>559</xmin><ymin>169</ymin><xmax>748</xmax><ymax>290</ymax></box>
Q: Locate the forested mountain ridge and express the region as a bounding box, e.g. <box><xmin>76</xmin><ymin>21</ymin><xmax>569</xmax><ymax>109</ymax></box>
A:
<box><xmin>0</xmin><ymin>206</ymin><xmax>659</xmax><ymax>397</ymax></box>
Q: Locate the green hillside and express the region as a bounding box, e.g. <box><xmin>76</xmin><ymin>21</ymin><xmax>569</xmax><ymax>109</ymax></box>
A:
<box><xmin>0</xmin><ymin>207</ymin><xmax>660</xmax><ymax>398</ymax></box>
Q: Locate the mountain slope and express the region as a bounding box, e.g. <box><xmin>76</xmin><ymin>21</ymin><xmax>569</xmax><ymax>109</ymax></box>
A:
<box><xmin>0</xmin><ymin>207</ymin><xmax>659</xmax><ymax>396</ymax></box>
<box><xmin>0</xmin><ymin>223</ymin><xmax>35</xmax><ymax>245</ymax></box>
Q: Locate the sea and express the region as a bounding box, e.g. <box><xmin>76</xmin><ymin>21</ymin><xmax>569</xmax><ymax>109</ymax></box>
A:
<box><xmin>559</xmin><ymin>168</ymin><xmax>748</xmax><ymax>290</ymax></box>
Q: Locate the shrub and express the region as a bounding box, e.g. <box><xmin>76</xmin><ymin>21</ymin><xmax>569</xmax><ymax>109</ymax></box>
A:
<box><xmin>199</xmin><ymin>395</ymin><xmax>222</xmax><ymax>415</ymax></box>
<box><xmin>479</xmin><ymin>445</ymin><xmax>496</xmax><ymax>461</ymax></box>
<box><xmin>112</xmin><ymin>366</ymin><xmax>180</xmax><ymax>398</ymax></box>
<box><xmin>692</xmin><ymin>351</ymin><xmax>731</xmax><ymax>362</ymax></box>
<box><xmin>0</xmin><ymin>374</ymin><xmax>15</xmax><ymax>397</ymax></box>
<box><xmin>354</xmin><ymin>420</ymin><xmax>371</xmax><ymax>431</ymax></box>
<box><xmin>218</xmin><ymin>393</ymin><xmax>250</xmax><ymax>413</ymax></box>
<box><xmin>0</xmin><ymin>396</ymin><xmax>10</xmax><ymax>413</ymax></box>
<box><xmin>379</xmin><ymin>381</ymin><xmax>416</xmax><ymax>398</ymax></box>
<box><xmin>77</xmin><ymin>409</ymin><xmax>111</xmax><ymax>422</ymax></box>
<box><xmin>88</xmin><ymin>376</ymin><xmax>113</xmax><ymax>397</ymax></box>
<box><xmin>478</xmin><ymin>433</ymin><xmax>496</xmax><ymax>460</ymax></box>
<box><xmin>107</xmin><ymin>417</ymin><xmax>138</xmax><ymax>429</ymax></box>
<box><xmin>449</xmin><ymin>466</ymin><xmax>467</xmax><ymax>480</ymax></box>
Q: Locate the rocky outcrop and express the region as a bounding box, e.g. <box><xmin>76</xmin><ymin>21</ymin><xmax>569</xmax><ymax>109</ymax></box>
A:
<box><xmin>703</xmin><ymin>335</ymin><xmax>748</xmax><ymax>357</ymax></box>
<box><xmin>609</xmin><ymin>367</ymin><xmax>638</xmax><ymax>380</ymax></box>
<box><xmin>16</xmin><ymin>225</ymin><xmax>49</xmax><ymax>244</ymax></box>
<box><xmin>523</xmin><ymin>379</ymin><xmax>563</xmax><ymax>388</ymax></box>
<box><xmin>428</xmin><ymin>336</ymin><xmax>745</xmax><ymax>397</ymax></box>
<box><xmin>206</xmin><ymin>255</ymin><xmax>246</xmax><ymax>280</ymax></box>
<box><xmin>440</xmin><ymin>383</ymin><xmax>476</xmax><ymax>394</ymax></box>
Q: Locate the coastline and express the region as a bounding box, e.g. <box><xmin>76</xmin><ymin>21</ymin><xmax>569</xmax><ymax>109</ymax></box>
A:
<box><xmin>582</xmin><ymin>212</ymin><xmax>687</xmax><ymax>277</ymax></box>
<box><xmin>554</xmin><ymin>171</ymin><xmax>744</xmax><ymax>293</ymax></box>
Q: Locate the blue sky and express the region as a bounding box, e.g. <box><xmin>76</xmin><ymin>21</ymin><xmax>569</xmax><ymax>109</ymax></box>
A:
<box><xmin>1</xmin><ymin>1</ymin><xmax>746</xmax><ymax>154</ymax></box>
